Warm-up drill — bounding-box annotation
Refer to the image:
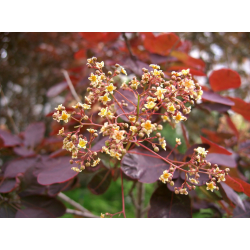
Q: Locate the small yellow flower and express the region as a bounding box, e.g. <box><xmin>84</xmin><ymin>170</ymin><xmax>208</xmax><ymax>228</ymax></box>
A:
<box><xmin>155</xmin><ymin>87</ymin><xmax>167</xmax><ymax>100</ymax></box>
<box><xmin>149</xmin><ymin>64</ymin><xmax>160</xmax><ymax>70</ymax></box>
<box><xmin>120</xmin><ymin>67</ymin><xmax>127</xmax><ymax>75</ymax></box>
<box><xmin>87</xmin><ymin>129</ymin><xmax>97</xmax><ymax>133</ymax></box>
<box><xmin>147</xmin><ymin>96</ymin><xmax>157</xmax><ymax>102</ymax></box>
<box><xmin>129</xmin><ymin>116</ymin><xmax>136</xmax><ymax>123</ymax></box>
<box><xmin>100</xmin><ymin>213</ymin><xmax>105</xmax><ymax>218</ymax></box>
<box><xmin>196</xmin><ymin>90</ymin><xmax>203</xmax><ymax>100</ymax></box>
<box><xmin>87</xmin><ymin>58</ymin><xmax>94</xmax><ymax>64</ymax></box>
<box><xmin>162</xmin><ymin>115</ymin><xmax>170</xmax><ymax>122</ymax></box>
<box><xmin>65</xmin><ymin>141</ymin><xmax>75</xmax><ymax>152</ymax></box>
<box><xmin>82</xmin><ymin>103</ymin><xmax>91</xmax><ymax>110</ymax></box>
<box><xmin>181</xmin><ymin>69</ymin><xmax>190</xmax><ymax>75</ymax></box>
<box><xmin>88</xmin><ymin>73</ymin><xmax>99</xmax><ymax>83</ymax></box>
<box><xmin>159</xmin><ymin>137</ymin><xmax>166</xmax><ymax>150</ymax></box>
<box><xmin>106</xmin><ymin>83</ymin><xmax>116</xmax><ymax>94</ymax></box>
<box><xmin>55</xmin><ymin>104</ymin><xmax>65</xmax><ymax>111</ymax></box>
<box><xmin>189</xmin><ymin>178</ymin><xmax>199</xmax><ymax>184</ymax></box>
<box><xmin>113</xmin><ymin>130</ymin><xmax>125</xmax><ymax>142</ymax></box>
<box><xmin>130</xmin><ymin>126</ymin><xmax>137</xmax><ymax>135</ymax></box>
<box><xmin>130</xmin><ymin>79</ymin><xmax>140</xmax><ymax>89</ymax></box>
<box><xmin>98</xmin><ymin>107</ymin><xmax>108</xmax><ymax>117</ymax></box>
<box><xmin>196</xmin><ymin>147</ymin><xmax>208</xmax><ymax>157</ymax></box>
<box><xmin>57</xmin><ymin>127</ymin><xmax>64</xmax><ymax>135</ymax></box>
<box><xmin>71</xmin><ymin>167</ymin><xmax>82</xmax><ymax>172</ymax></box>
<box><xmin>141</xmin><ymin>120</ymin><xmax>155</xmax><ymax>137</ymax></box>
<box><xmin>78</xmin><ymin>138</ymin><xmax>87</xmax><ymax>149</ymax></box>
<box><xmin>176</xmin><ymin>138</ymin><xmax>181</xmax><ymax>145</ymax></box>
<box><xmin>144</xmin><ymin>101</ymin><xmax>156</xmax><ymax>109</ymax></box>
<box><xmin>92</xmin><ymin>158</ymin><xmax>101</xmax><ymax>167</ymax></box>
<box><xmin>153</xmin><ymin>69</ymin><xmax>162</xmax><ymax>77</ymax></box>
<box><xmin>173</xmin><ymin>112</ymin><xmax>186</xmax><ymax>123</ymax></box>
<box><xmin>183</xmin><ymin>79</ymin><xmax>195</xmax><ymax>91</ymax></box>
<box><xmin>60</xmin><ymin>111</ymin><xmax>71</xmax><ymax>123</ymax></box>
<box><xmin>159</xmin><ymin>170</ymin><xmax>172</xmax><ymax>183</ymax></box>
<box><xmin>96</xmin><ymin>61</ymin><xmax>104</xmax><ymax>69</ymax></box>
<box><xmin>206</xmin><ymin>181</ymin><xmax>217</xmax><ymax>192</ymax></box>
<box><xmin>167</xmin><ymin>104</ymin><xmax>176</xmax><ymax>114</ymax></box>
<box><xmin>99</xmin><ymin>94</ymin><xmax>111</xmax><ymax>105</ymax></box>
<box><xmin>217</xmin><ymin>174</ymin><xmax>226</xmax><ymax>183</ymax></box>
<box><xmin>72</xmin><ymin>102</ymin><xmax>84</xmax><ymax>109</ymax></box>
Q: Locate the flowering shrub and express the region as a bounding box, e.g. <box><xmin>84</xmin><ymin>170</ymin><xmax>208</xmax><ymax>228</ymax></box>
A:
<box><xmin>52</xmin><ymin>57</ymin><xmax>230</xmax><ymax>217</ymax></box>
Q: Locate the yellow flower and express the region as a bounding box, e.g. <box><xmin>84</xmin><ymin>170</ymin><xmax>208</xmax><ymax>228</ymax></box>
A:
<box><xmin>87</xmin><ymin>58</ymin><xmax>94</xmax><ymax>64</ymax></box>
<box><xmin>196</xmin><ymin>90</ymin><xmax>203</xmax><ymax>100</ymax></box>
<box><xmin>189</xmin><ymin>178</ymin><xmax>199</xmax><ymax>184</ymax></box>
<box><xmin>92</xmin><ymin>158</ymin><xmax>101</xmax><ymax>167</ymax></box>
<box><xmin>167</xmin><ymin>104</ymin><xmax>176</xmax><ymax>114</ymax></box>
<box><xmin>173</xmin><ymin>112</ymin><xmax>186</xmax><ymax>123</ymax></box>
<box><xmin>217</xmin><ymin>174</ymin><xmax>226</xmax><ymax>183</ymax></box>
<box><xmin>149</xmin><ymin>64</ymin><xmax>160</xmax><ymax>70</ymax></box>
<box><xmin>78</xmin><ymin>138</ymin><xmax>87</xmax><ymax>149</ymax></box>
<box><xmin>155</xmin><ymin>87</ymin><xmax>167</xmax><ymax>100</ymax></box>
<box><xmin>206</xmin><ymin>181</ymin><xmax>217</xmax><ymax>192</ymax></box>
<box><xmin>130</xmin><ymin>126</ymin><xmax>137</xmax><ymax>135</ymax></box>
<box><xmin>98</xmin><ymin>107</ymin><xmax>108</xmax><ymax>117</ymax></box>
<box><xmin>55</xmin><ymin>104</ymin><xmax>65</xmax><ymax>111</ymax></box>
<box><xmin>176</xmin><ymin>138</ymin><xmax>181</xmax><ymax>145</ymax></box>
<box><xmin>196</xmin><ymin>147</ymin><xmax>208</xmax><ymax>157</ymax></box>
<box><xmin>183</xmin><ymin>79</ymin><xmax>195</xmax><ymax>91</ymax></box>
<box><xmin>144</xmin><ymin>101</ymin><xmax>156</xmax><ymax>109</ymax></box>
<box><xmin>60</xmin><ymin>111</ymin><xmax>71</xmax><ymax>123</ymax></box>
<box><xmin>147</xmin><ymin>96</ymin><xmax>157</xmax><ymax>103</ymax></box>
<box><xmin>87</xmin><ymin>129</ymin><xmax>97</xmax><ymax>133</ymax></box>
<box><xmin>159</xmin><ymin>137</ymin><xmax>166</xmax><ymax>150</ymax></box>
<box><xmin>141</xmin><ymin>120</ymin><xmax>155</xmax><ymax>137</ymax></box>
<box><xmin>100</xmin><ymin>213</ymin><xmax>105</xmax><ymax>218</ymax></box>
<box><xmin>129</xmin><ymin>116</ymin><xmax>136</xmax><ymax>123</ymax></box>
<box><xmin>100</xmin><ymin>122</ymin><xmax>109</xmax><ymax>134</ymax></box>
<box><xmin>71</xmin><ymin>167</ymin><xmax>82</xmax><ymax>172</ymax></box>
<box><xmin>106</xmin><ymin>83</ymin><xmax>116</xmax><ymax>94</ymax></box>
<box><xmin>96</xmin><ymin>61</ymin><xmax>104</xmax><ymax>69</ymax></box>
<box><xmin>88</xmin><ymin>73</ymin><xmax>99</xmax><ymax>83</ymax></box>
<box><xmin>153</xmin><ymin>69</ymin><xmax>162</xmax><ymax>77</ymax></box>
<box><xmin>72</xmin><ymin>102</ymin><xmax>84</xmax><ymax>109</ymax></box>
<box><xmin>130</xmin><ymin>79</ymin><xmax>140</xmax><ymax>89</ymax></box>
<box><xmin>120</xmin><ymin>67</ymin><xmax>127</xmax><ymax>75</ymax></box>
<box><xmin>99</xmin><ymin>94</ymin><xmax>111</xmax><ymax>105</ymax></box>
<box><xmin>162</xmin><ymin>115</ymin><xmax>170</xmax><ymax>122</ymax></box>
<box><xmin>57</xmin><ymin>127</ymin><xmax>64</xmax><ymax>135</ymax></box>
<box><xmin>159</xmin><ymin>170</ymin><xmax>172</xmax><ymax>183</ymax></box>
<box><xmin>113</xmin><ymin>130</ymin><xmax>125</xmax><ymax>142</ymax></box>
<box><xmin>181</xmin><ymin>69</ymin><xmax>190</xmax><ymax>75</ymax></box>
<box><xmin>82</xmin><ymin>103</ymin><xmax>91</xmax><ymax>110</ymax></box>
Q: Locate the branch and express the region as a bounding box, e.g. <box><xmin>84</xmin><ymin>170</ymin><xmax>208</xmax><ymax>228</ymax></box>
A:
<box><xmin>122</xmin><ymin>32</ymin><xmax>137</xmax><ymax>61</ymax></box>
<box><xmin>58</xmin><ymin>192</ymin><xmax>98</xmax><ymax>218</ymax></box>
<box><xmin>61</xmin><ymin>69</ymin><xmax>81</xmax><ymax>103</ymax></box>
<box><xmin>65</xmin><ymin>208</ymin><xmax>98</xmax><ymax>218</ymax></box>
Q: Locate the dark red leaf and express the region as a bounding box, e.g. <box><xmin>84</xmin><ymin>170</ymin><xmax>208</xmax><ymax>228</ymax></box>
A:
<box><xmin>0</xmin><ymin>179</ymin><xmax>17</xmax><ymax>193</ymax></box>
<box><xmin>233</xmin><ymin>201</ymin><xmax>250</xmax><ymax>218</ymax></box>
<box><xmin>148</xmin><ymin>185</ymin><xmax>192</xmax><ymax>218</ymax></box>
<box><xmin>80</xmin><ymin>32</ymin><xmax>120</xmax><ymax>43</ymax></box>
<box><xmin>225</xmin><ymin>114</ymin><xmax>239</xmax><ymax>138</ymax></box>
<box><xmin>201</xmin><ymin>136</ymin><xmax>232</xmax><ymax>155</ymax></box>
<box><xmin>87</xmin><ymin>168</ymin><xmax>112</xmax><ymax>195</ymax></box>
<box><xmin>201</xmin><ymin>129</ymin><xmax>234</xmax><ymax>144</ymax></box>
<box><xmin>16</xmin><ymin>195</ymin><xmax>66</xmax><ymax>218</ymax></box>
<box><xmin>206</xmin><ymin>153</ymin><xmax>236</xmax><ymax>168</ymax></box>
<box><xmin>74</xmin><ymin>49</ymin><xmax>86</xmax><ymax>60</ymax></box>
<box><xmin>209</xmin><ymin>68</ymin><xmax>241</xmax><ymax>92</ymax></box>
<box><xmin>0</xmin><ymin>129</ymin><xmax>22</xmax><ymax>147</ymax></box>
<box><xmin>202</xmin><ymin>90</ymin><xmax>235</xmax><ymax>106</ymax></box>
<box><xmin>4</xmin><ymin>157</ymin><xmax>37</xmax><ymax>178</ymax></box>
<box><xmin>230</xmin><ymin>177</ymin><xmax>250</xmax><ymax>197</ymax></box>
<box><xmin>225</xmin><ymin>175</ymin><xmax>244</xmax><ymax>193</ymax></box>
<box><xmin>36</xmin><ymin>157</ymin><xmax>78</xmax><ymax>185</ymax></box>
<box><xmin>121</xmin><ymin>148</ymin><xmax>171</xmax><ymax>183</ymax></box>
<box><xmin>227</xmin><ymin>97</ymin><xmax>250</xmax><ymax>121</ymax></box>
<box><xmin>24</xmin><ymin>122</ymin><xmax>45</xmax><ymax>148</ymax></box>
<box><xmin>143</xmin><ymin>33</ymin><xmax>181</xmax><ymax>56</ymax></box>
<box><xmin>13</xmin><ymin>146</ymin><xmax>36</xmax><ymax>157</ymax></box>
<box><xmin>199</xmin><ymin>102</ymin><xmax>231</xmax><ymax>113</ymax></box>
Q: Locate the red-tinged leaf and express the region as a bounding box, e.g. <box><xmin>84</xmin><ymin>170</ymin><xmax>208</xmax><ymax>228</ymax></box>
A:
<box><xmin>201</xmin><ymin>129</ymin><xmax>234</xmax><ymax>144</ymax></box>
<box><xmin>36</xmin><ymin>157</ymin><xmax>78</xmax><ymax>185</ymax></box>
<box><xmin>201</xmin><ymin>136</ymin><xmax>232</xmax><ymax>155</ymax></box>
<box><xmin>206</xmin><ymin>153</ymin><xmax>236</xmax><ymax>168</ymax></box>
<box><xmin>142</xmin><ymin>32</ymin><xmax>181</xmax><ymax>56</ymax></box>
<box><xmin>148</xmin><ymin>185</ymin><xmax>192</xmax><ymax>218</ymax></box>
<box><xmin>74</xmin><ymin>49</ymin><xmax>86</xmax><ymax>60</ymax></box>
<box><xmin>227</xmin><ymin>97</ymin><xmax>250</xmax><ymax>121</ymax></box>
<box><xmin>24</xmin><ymin>122</ymin><xmax>45</xmax><ymax>148</ymax></box>
<box><xmin>199</xmin><ymin>102</ymin><xmax>231</xmax><ymax>113</ymax></box>
<box><xmin>123</xmin><ymin>57</ymin><xmax>151</xmax><ymax>76</ymax></box>
<box><xmin>4</xmin><ymin>158</ymin><xmax>37</xmax><ymax>178</ymax></box>
<box><xmin>167</xmin><ymin>65</ymin><xmax>206</xmax><ymax>76</ymax></box>
<box><xmin>87</xmin><ymin>168</ymin><xmax>112</xmax><ymax>195</ymax></box>
<box><xmin>0</xmin><ymin>179</ymin><xmax>17</xmax><ymax>193</ymax></box>
<box><xmin>225</xmin><ymin>114</ymin><xmax>239</xmax><ymax>138</ymax></box>
<box><xmin>46</xmin><ymin>81</ymin><xmax>68</xmax><ymax>98</ymax></box>
<box><xmin>13</xmin><ymin>146</ymin><xmax>36</xmax><ymax>157</ymax></box>
<box><xmin>170</xmin><ymin>50</ymin><xmax>206</xmax><ymax>70</ymax></box>
<box><xmin>225</xmin><ymin>175</ymin><xmax>244</xmax><ymax>193</ymax></box>
<box><xmin>209</xmin><ymin>68</ymin><xmax>241</xmax><ymax>92</ymax></box>
<box><xmin>80</xmin><ymin>32</ymin><xmax>120</xmax><ymax>43</ymax></box>
<box><xmin>0</xmin><ymin>129</ymin><xmax>22</xmax><ymax>147</ymax></box>
<box><xmin>0</xmin><ymin>202</ymin><xmax>17</xmax><ymax>218</ymax></box>
<box><xmin>202</xmin><ymin>90</ymin><xmax>235</xmax><ymax>106</ymax></box>
<box><xmin>49</xmin><ymin>149</ymin><xmax>69</xmax><ymax>158</ymax></box>
<box><xmin>219</xmin><ymin>182</ymin><xmax>245</xmax><ymax>211</ymax></box>
<box><xmin>230</xmin><ymin>177</ymin><xmax>250</xmax><ymax>197</ymax></box>
<box><xmin>121</xmin><ymin>148</ymin><xmax>171</xmax><ymax>183</ymax></box>
<box><xmin>16</xmin><ymin>195</ymin><xmax>66</xmax><ymax>218</ymax></box>
<box><xmin>233</xmin><ymin>201</ymin><xmax>250</xmax><ymax>218</ymax></box>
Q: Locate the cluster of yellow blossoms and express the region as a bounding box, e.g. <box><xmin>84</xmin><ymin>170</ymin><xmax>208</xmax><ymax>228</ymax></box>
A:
<box><xmin>53</xmin><ymin>57</ymin><xmax>224</xmax><ymax>194</ymax></box>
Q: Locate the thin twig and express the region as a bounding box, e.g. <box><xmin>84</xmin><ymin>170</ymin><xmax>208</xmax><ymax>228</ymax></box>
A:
<box><xmin>122</xmin><ymin>32</ymin><xmax>137</xmax><ymax>61</ymax></box>
<box><xmin>61</xmin><ymin>69</ymin><xmax>81</xmax><ymax>102</ymax></box>
<box><xmin>128</xmin><ymin>181</ymin><xmax>139</xmax><ymax>210</ymax></box>
<box><xmin>65</xmin><ymin>208</ymin><xmax>98</xmax><ymax>218</ymax></box>
<box><xmin>58</xmin><ymin>192</ymin><xmax>97</xmax><ymax>218</ymax></box>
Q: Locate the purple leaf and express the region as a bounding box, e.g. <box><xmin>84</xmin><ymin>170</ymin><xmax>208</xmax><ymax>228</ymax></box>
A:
<box><xmin>148</xmin><ymin>185</ymin><xmax>192</xmax><ymax>218</ymax></box>
<box><xmin>123</xmin><ymin>58</ymin><xmax>151</xmax><ymax>76</ymax></box>
<box><xmin>46</xmin><ymin>81</ymin><xmax>68</xmax><ymax>97</ymax></box>
<box><xmin>4</xmin><ymin>157</ymin><xmax>37</xmax><ymax>178</ymax></box>
<box><xmin>36</xmin><ymin>157</ymin><xmax>78</xmax><ymax>185</ymax></box>
<box><xmin>233</xmin><ymin>201</ymin><xmax>250</xmax><ymax>218</ymax></box>
<box><xmin>0</xmin><ymin>129</ymin><xmax>22</xmax><ymax>147</ymax></box>
<box><xmin>13</xmin><ymin>146</ymin><xmax>36</xmax><ymax>157</ymax></box>
<box><xmin>87</xmin><ymin>168</ymin><xmax>112</xmax><ymax>195</ymax></box>
<box><xmin>16</xmin><ymin>195</ymin><xmax>66</xmax><ymax>218</ymax></box>
<box><xmin>24</xmin><ymin>122</ymin><xmax>45</xmax><ymax>148</ymax></box>
<box><xmin>202</xmin><ymin>90</ymin><xmax>235</xmax><ymax>106</ymax></box>
<box><xmin>199</xmin><ymin>102</ymin><xmax>231</xmax><ymax>113</ymax></box>
<box><xmin>206</xmin><ymin>153</ymin><xmax>237</xmax><ymax>168</ymax></box>
<box><xmin>121</xmin><ymin>148</ymin><xmax>171</xmax><ymax>183</ymax></box>
<box><xmin>219</xmin><ymin>182</ymin><xmax>245</xmax><ymax>211</ymax></box>
<box><xmin>0</xmin><ymin>179</ymin><xmax>17</xmax><ymax>193</ymax></box>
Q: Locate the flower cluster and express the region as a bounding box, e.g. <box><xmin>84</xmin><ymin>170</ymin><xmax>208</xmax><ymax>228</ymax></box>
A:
<box><xmin>52</xmin><ymin>57</ymin><xmax>223</xmax><ymax>195</ymax></box>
